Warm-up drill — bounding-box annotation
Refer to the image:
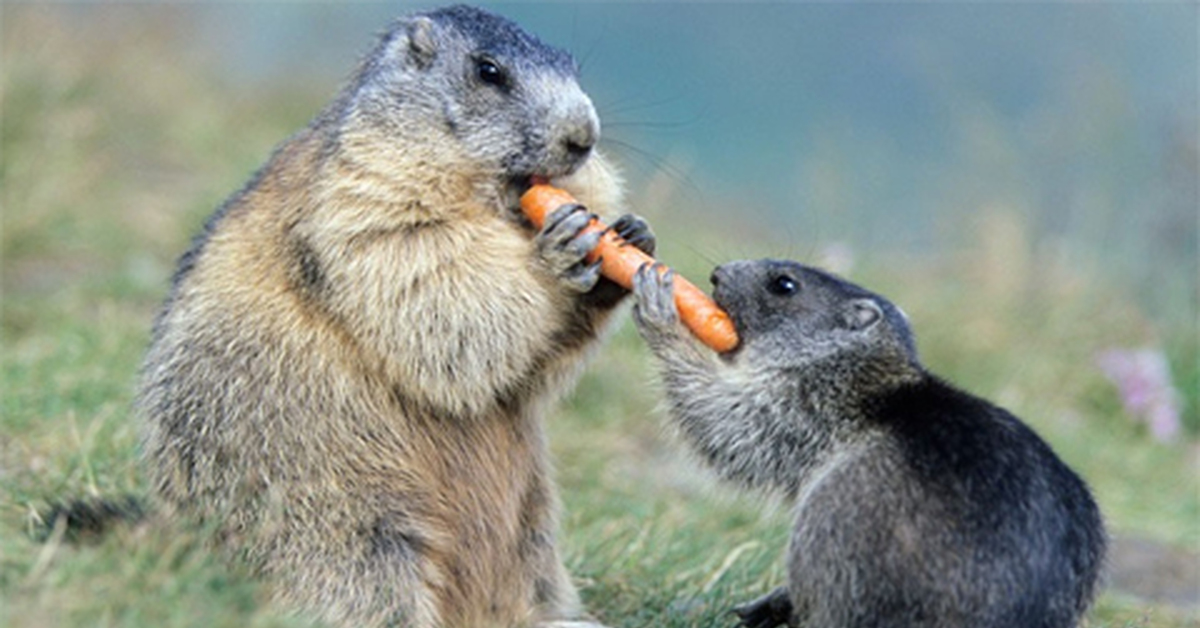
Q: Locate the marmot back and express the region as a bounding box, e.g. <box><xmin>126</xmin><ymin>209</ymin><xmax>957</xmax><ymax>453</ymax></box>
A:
<box><xmin>137</xmin><ymin>6</ymin><xmax>649</xmax><ymax>627</ymax></box>
<box><xmin>631</xmin><ymin>259</ymin><xmax>1105</xmax><ymax>628</ymax></box>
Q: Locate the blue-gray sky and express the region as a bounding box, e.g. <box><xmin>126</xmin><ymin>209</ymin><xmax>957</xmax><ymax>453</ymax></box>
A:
<box><xmin>178</xmin><ymin>3</ymin><xmax>1195</xmax><ymax>235</ymax></box>
<box><xmin>47</xmin><ymin>2</ymin><xmax>1199</xmax><ymax>313</ymax></box>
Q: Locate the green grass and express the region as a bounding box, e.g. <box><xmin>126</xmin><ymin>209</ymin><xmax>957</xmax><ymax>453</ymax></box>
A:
<box><xmin>3</xmin><ymin>7</ymin><xmax>1197</xmax><ymax>628</ymax></box>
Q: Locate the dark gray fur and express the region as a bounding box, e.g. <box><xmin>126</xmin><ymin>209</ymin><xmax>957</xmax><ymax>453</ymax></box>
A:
<box><xmin>632</xmin><ymin>259</ymin><xmax>1106</xmax><ymax>628</ymax></box>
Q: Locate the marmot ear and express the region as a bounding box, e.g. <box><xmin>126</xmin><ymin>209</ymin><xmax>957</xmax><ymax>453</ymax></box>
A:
<box><xmin>406</xmin><ymin>17</ymin><xmax>437</xmax><ymax>68</ymax></box>
<box><xmin>845</xmin><ymin>298</ymin><xmax>883</xmax><ymax>331</ymax></box>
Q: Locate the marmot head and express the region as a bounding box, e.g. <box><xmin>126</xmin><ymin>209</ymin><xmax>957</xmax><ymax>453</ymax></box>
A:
<box><xmin>711</xmin><ymin>259</ymin><xmax>920</xmax><ymax>381</ymax></box>
<box><xmin>350</xmin><ymin>5</ymin><xmax>598</xmax><ymax>183</ymax></box>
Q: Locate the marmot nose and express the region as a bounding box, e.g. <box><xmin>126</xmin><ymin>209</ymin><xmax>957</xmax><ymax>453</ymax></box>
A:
<box><xmin>711</xmin><ymin>261</ymin><xmax>748</xmax><ymax>287</ymax></box>
<box><xmin>548</xmin><ymin>85</ymin><xmax>600</xmax><ymax>173</ymax></box>
<box><xmin>563</xmin><ymin>118</ymin><xmax>598</xmax><ymax>159</ymax></box>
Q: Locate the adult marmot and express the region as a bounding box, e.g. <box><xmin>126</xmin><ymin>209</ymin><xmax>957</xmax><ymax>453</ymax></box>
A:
<box><xmin>631</xmin><ymin>260</ymin><xmax>1105</xmax><ymax>628</ymax></box>
<box><xmin>137</xmin><ymin>6</ymin><xmax>649</xmax><ymax>627</ymax></box>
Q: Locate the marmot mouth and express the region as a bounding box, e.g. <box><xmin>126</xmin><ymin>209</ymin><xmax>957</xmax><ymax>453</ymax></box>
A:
<box><xmin>504</xmin><ymin>174</ymin><xmax>544</xmax><ymax>225</ymax></box>
<box><xmin>504</xmin><ymin>173</ymin><xmax>555</xmax><ymax>215</ymax></box>
<box><xmin>509</xmin><ymin>174</ymin><xmax>537</xmax><ymax>193</ymax></box>
<box><xmin>710</xmin><ymin>288</ymin><xmax>747</xmax><ymax>356</ymax></box>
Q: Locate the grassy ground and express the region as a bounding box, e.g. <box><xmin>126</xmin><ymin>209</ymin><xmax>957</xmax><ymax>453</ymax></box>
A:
<box><xmin>3</xmin><ymin>8</ymin><xmax>1197</xmax><ymax>628</ymax></box>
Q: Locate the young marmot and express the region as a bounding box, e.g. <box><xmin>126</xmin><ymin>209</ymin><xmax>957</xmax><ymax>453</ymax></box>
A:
<box><xmin>631</xmin><ymin>260</ymin><xmax>1105</xmax><ymax>628</ymax></box>
<box><xmin>137</xmin><ymin>6</ymin><xmax>649</xmax><ymax>627</ymax></box>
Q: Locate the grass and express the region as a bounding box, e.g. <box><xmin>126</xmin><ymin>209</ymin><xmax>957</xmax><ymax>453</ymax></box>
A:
<box><xmin>3</xmin><ymin>7</ymin><xmax>1197</xmax><ymax>628</ymax></box>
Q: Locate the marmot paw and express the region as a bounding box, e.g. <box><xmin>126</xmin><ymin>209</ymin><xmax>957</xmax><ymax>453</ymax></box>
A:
<box><xmin>536</xmin><ymin>203</ymin><xmax>603</xmax><ymax>293</ymax></box>
<box><xmin>608</xmin><ymin>213</ymin><xmax>656</xmax><ymax>257</ymax></box>
<box><xmin>730</xmin><ymin>587</ymin><xmax>793</xmax><ymax>628</ymax></box>
<box><xmin>632</xmin><ymin>262</ymin><xmax>683</xmax><ymax>344</ymax></box>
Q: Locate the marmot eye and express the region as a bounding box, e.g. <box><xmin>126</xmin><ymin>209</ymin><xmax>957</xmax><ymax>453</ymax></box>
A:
<box><xmin>475</xmin><ymin>57</ymin><xmax>509</xmax><ymax>88</ymax></box>
<box><xmin>768</xmin><ymin>275</ymin><xmax>798</xmax><ymax>296</ymax></box>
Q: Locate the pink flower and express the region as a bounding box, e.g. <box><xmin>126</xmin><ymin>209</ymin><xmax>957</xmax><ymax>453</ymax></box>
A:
<box><xmin>1096</xmin><ymin>348</ymin><xmax>1183</xmax><ymax>442</ymax></box>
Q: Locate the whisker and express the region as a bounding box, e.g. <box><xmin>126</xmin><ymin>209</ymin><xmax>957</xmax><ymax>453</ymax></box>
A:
<box><xmin>605</xmin><ymin>118</ymin><xmax>703</xmax><ymax>133</ymax></box>
<box><xmin>599</xmin><ymin>137</ymin><xmax>706</xmax><ymax>203</ymax></box>
<box><xmin>574</xmin><ymin>15</ymin><xmax>609</xmax><ymax>75</ymax></box>
<box><xmin>598</xmin><ymin>92</ymin><xmax>689</xmax><ymax>117</ymax></box>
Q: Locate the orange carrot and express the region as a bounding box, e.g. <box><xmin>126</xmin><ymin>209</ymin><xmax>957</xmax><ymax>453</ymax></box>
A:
<box><xmin>520</xmin><ymin>182</ymin><xmax>740</xmax><ymax>353</ymax></box>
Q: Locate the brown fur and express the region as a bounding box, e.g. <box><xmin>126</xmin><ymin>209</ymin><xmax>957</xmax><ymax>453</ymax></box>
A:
<box><xmin>137</xmin><ymin>6</ymin><xmax>634</xmax><ymax>627</ymax></box>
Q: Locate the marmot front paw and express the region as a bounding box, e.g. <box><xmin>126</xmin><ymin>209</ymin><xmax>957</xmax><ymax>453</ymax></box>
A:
<box><xmin>608</xmin><ymin>213</ymin><xmax>656</xmax><ymax>257</ymax></box>
<box><xmin>535</xmin><ymin>203</ymin><xmax>603</xmax><ymax>293</ymax></box>
<box><xmin>631</xmin><ymin>263</ymin><xmax>684</xmax><ymax>346</ymax></box>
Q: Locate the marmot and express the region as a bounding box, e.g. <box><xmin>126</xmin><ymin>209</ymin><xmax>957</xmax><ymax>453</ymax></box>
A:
<box><xmin>630</xmin><ymin>260</ymin><xmax>1105</xmax><ymax>628</ymax></box>
<box><xmin>136</xmin><ymin>6</ymin><xmax>650</xmax><ymax>627</ymax></box>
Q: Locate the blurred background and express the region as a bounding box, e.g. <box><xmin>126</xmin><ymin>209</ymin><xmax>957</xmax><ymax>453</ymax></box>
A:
<box><xmin>3</xmin><ymin>3</ymin><xmax>1197</xmax><ymax>626</ymax></box>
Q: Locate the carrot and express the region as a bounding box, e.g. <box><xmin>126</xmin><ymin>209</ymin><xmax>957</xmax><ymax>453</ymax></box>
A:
<box><xmin>520</xmin><ymin>182</ymin><xmax>740</xmax><ymax>353</ymax></box>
